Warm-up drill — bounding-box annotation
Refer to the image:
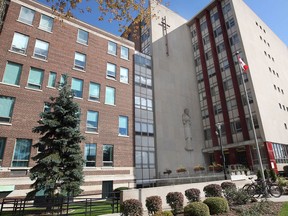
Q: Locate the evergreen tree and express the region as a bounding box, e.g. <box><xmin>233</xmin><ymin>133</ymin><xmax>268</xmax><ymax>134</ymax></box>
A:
<box><xmin>28</xmin><ymin>74</ymin><xmax>85</xmax><ymax>199</ymax></box>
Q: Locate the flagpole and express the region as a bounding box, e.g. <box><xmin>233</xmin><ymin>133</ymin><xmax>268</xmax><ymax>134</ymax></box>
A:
<box><xmin>235</xmin><ymin>51</ymin><xmax>268</xmax><ymax>196</ymax></box>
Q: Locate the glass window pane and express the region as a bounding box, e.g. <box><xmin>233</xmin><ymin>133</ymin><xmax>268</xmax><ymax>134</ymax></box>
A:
<box><xmin>106</xmin><ymin>63</ymin><xmax>116</xmax><ymax>78</ymax></box>
<box><xmin>34</xmin><ymin>40</ymin><xmax>49</xmax><ymax>60</ymax></box>
<box><xmin>18</xmin><ymin>7</ymin><xmax>35</xmax><ymax>25</ymax></box>
<box><xmin>74</xmin><ymin>52</ymin><xmax>86</xmax><ymax>70</ymax></box>
<box><xmin>11</xmin><ymin>33</ymin><xmax>29</xmax><ymax>54</ymax></box>
<box><xmin>39</xmin><ymin>14</ymin><xmax>53</xmax><ymax>32</ymax></box>
<box><xmin>0</xmin><ymin>138</ymin><xmax>6</xmax><ymax>166</ymax></box>
<box><xmin>105</xmin><ymin>87</ymin><xmax>115</xmax><ymax>105</ymax></box>
<box><xmin>86</xmin><ymin>110</ymin><xmax>98</xmax><ymax>132</ymax></box>
<box><xmin>77</xmin><ymin>29</ymin><xmax>88</xmax><ymax>45</ymax></box>
<box><xmin>121</xmin><ymin>46</ymin><xmax>129</xmax><ymax>59</ymax></box>
<box><xmin>27</xmin><ymin>68</ymin><xmax>44</xmax><ymax>89</ymax></box>
<box><xmin>108</xmin><ymin>41</ymin><xmax>117</xmax><ymax>55</ymax></box>
<box><xmin>48</xmin><ymin>72</ymin><xmax>56</xmax><ymax>87</ymax></box>
<box><xmin>0</xmin><ymin>96</ymin><xmax>15</xmax><ymax>122</ymax></box>
<box><xmin>119</xmin><ymin>116</ymin><xmax>128</xmax><ymax>136</ymax></box>
<box><xmin>89</xmin><ymin>82</ymin><xmax>100</xmax><ymax>101</ymax></box>
<box><xmin>85</xmin><ymin>143</ymin><xmax>96</xmax><ymax>167</ymax></box>
<box><xmin>71</xmin><ymin>78</ymin><xmax>83</xmax><ymax>98</ymax></box>
<box><xmin>2</xmin><ymin>62</ymin><xmax>22</xmax><ymax>85</ymax></box>
<box><xmin>120</xmin><ymin>67</ymin><xmax>128</xmax><ymax>83</ymax></box>
<box><xmin>103</xmin><ymin>144</ymin><xmax>113</xmax><ymax>166</ymax></box>
<box><xmin>12</xmin><ymin>139</ymin><xmax>32</xmax><ymax>167</ymax></box>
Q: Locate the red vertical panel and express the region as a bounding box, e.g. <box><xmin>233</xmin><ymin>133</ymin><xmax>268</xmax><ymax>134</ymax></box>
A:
<box><xmin>195</xmin><ymin>18</ymin><xmax>218</xmax><ymax>146</ymax></box>
<box><xmin>217</xmin><ymin>1</ymin><xmax>250</xmax><ymax>140</ymax></box>
<box><xmin>264</xmin><ymin>142</ymin><xmax>278</xmax><ymax>173</ymax></box>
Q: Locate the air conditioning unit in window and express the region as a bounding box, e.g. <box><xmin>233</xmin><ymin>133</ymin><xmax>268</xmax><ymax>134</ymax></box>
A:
<box><xmin>107</xmin><ymin>71</ymin><xmax>115</xmax><ymax>78</ymax></box>
<box><xmin>89</xmin><ymin>96</ymin><xmax>99</xmax><ymax>101</ymax></box>
<box><xmin>34</xmin><ymin>53</ymin><xmax>47</xmax><ymax>60</ymax></box>
<box><xmin>0</xmin><ymin>116</ymin><xmax>11</xmax><ymax>123</ymax></box>
<box><xmin>28</xmin><ymin>82</ymin><xmax>41</xmax><ymax>89</ymax></box>
<box><xmin>75</xmin><ymin>65</ymin><xmax>85</xmax><ymax>70</ymax></box>
<box><xmin>12</xmin><ymin>46</ymin><xmax>26</xmax><ymax>54</ymax></box>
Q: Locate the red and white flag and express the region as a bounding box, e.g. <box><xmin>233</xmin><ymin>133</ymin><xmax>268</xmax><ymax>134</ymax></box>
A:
<box><xmin>238</xmin><ymin>56</ymin><xmax>249</xmax><ymax>72</ymax></box>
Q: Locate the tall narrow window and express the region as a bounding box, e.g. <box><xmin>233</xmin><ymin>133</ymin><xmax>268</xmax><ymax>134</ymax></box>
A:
<box><xmin>18</xmin><ymin>7</ymin><xmax>35</xmax><ymax>25</ymax></box>
<box><xmin>77</xmin><ymin>29</ymin><xmax>88</xmax><ymax>45</ymax></box>
<box><xmin>33</xmin><ymin>39</ymin><xmax>49</xmax><ymax>60</ymax></box>
<box><xmin>120</xmin><ymin>67</ymin><xmax>128</xmax><ymax>83</ymax></box>
<box><xmin>71</xmin><ymin>78</ymin><xmax>83</xmax><ymax>98</ymax></box>
<box><xmin>85</xmin><ymin>143</ymin><xmax>96</xmax><ymax>167</ymax></box>
<box><xmin>89</xmin><ymin>82</ymin><xmax>100</xmax><ymax>102</ymax></box>
<box><xmin>119</xmin><ymin>116</ymin><xmax>128</xmax><ymax>136</ymax></box>
<box><xmin>39</xmin><ymin>14</ymin><xmax>53</xmax><ymax>32</ymax></box>
<box><xmin>106</xmin><ymin>63</ymin><xmax>116</xmax><ymax>79</ymax></box>
<box><xmin>11</xmin><ymin>33</ymin><xmax>29</xmax><ymax>54</ymax></box>
<box><xmin>105</xmin><ymin>87</ymin><xmax>115</xmax><ymax>105</ymax></box>
<box><xmin>121</xmin><ymin>46</ymin><xmax>129</xmax><ymax>60</ymax></box>
<box><xmin>2</xmin><ymin>62</ymin><xmax>22</xmax><ymax>85</ymax></box>
<box><xmin>47</xmin><ymin>72</ymin><xmax>56</xmax><ymax>88</ymax></box>
<box><xmin>74</xmin><ymin>52</ymin><xmax>86</xmax><ymax>70</ymax></box>
<box><xmin>108</xmin><ymin>41</ymin><xmax>117</xmax><ymax>55</ymax></box>
<box><xmin>0</xmin><ymin>96</ymin><xmax>15</xmax><ymax>123</ymax></box>
<box><xmin>0</xmin><ymin>138</ymin><xmax>6</xmax><ymax>166</ymax></box>
<box><xmin>103</xmin><ymin>144</ymin><xmax>113</xmax><ymax>167</ymax></box>
<box><xmin>86</xmin><ymin>110</ymin><xmax>98</xmax><ymax>132</ymax></box>
<box><xmin>12</xmin><ymin>139</ymin><xmax>32</xmax><ymax>167</ymax></box>
<box><xmin>27</xmin><ymin>68</ymin><xmax>44</xmax><ymax>89</ymax></box>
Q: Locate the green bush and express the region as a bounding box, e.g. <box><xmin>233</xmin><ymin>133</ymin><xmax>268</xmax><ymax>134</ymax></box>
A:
<box><xmin>203</xmin><ymin>184</ymin><xmax>222</xmax><ymax>197</ymax></box>
<box><xmin>184</xmin><ymin>202</ymin><xmax>210</xmax><ymax>216</ymax></box>
<box><xmin>221</xmin><ymin>182</ymin><xmax>236</xmax><ymax>191</ymax></box>
<box><xmin>203</xmin><ymin>197</ymin><xmax>229</xmax><ymax>215</ymax></box>
<box><xmin>121</xmin><ymin>199</ymin><xmax>143</xmax><ymax>216</ymax></box>
<box><xmin>153</xmin><ymin>210</ymin><xmax>173</xmax><ymax>216</ymax></box>
<box><xmin>166</xmin><ymin>192</ymin><xmax>184</xmax><ymax>214</ymax></box>
<box><xmin>269</xmin><ymin>169</ymin><xmax>277</xmax><ymax>182</ymax></box>
<box><xmin>185</xmin><ymin>188</ymin><xmax>201</xmax><ymax>202</ymax></box>
<box><xmin>223</xmin><ymin>188</ymin><xmax>250</xmax><ymax>206</ymax></box>
<box><xmin>113</xmin><ymin>187</ymin><xmax>128</xmax><ymax>199</ymax></box>
<box><xmin>146</xmin><ymin>196</ymin><xmax>162</xmax><ymax>214</ymax></box>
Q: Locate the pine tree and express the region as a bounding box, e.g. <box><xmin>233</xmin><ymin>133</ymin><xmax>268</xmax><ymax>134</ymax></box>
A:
<box><xmin>28</xmin><ymin>74</ymin><xmax>85</xmax><ymax>199</ymax></box>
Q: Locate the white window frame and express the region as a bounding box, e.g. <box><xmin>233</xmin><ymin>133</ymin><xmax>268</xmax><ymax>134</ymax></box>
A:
<box><xmin>11</xmin><ymin>33</ymin><xmax>29</xmax><ymax>54</ymax></box>
<box><xmin>120</xmin><ymin>67</ymin><xmax>128</xmax><ymax>83</ymax></box>
<box><xmin>33</xmin><ymin>39</ymin><xmax>49</xmax><ymax>60</ymax></box>
<box><xmin>18</xmin><ymin>6</ymin><xmax>35</xmax><ymax>25</ymax></box>
<box><xmin>121</xmin><ymin>46</ymin><xmax>129</xmax><ymax>60</ymax></box>
<box><xmin>74</xmin><ymin>52</ymin><xmax>86</xmax><ymax>71</ymax></box>
<box><xmin>39</xmin><ymin>14</ymin><xmax>53</xmax><ymax>32</ymax></box>
<box><xmin>77</xmin><ymin>29</ymin><xmax>89</xmax><ymax>45</ymax></box>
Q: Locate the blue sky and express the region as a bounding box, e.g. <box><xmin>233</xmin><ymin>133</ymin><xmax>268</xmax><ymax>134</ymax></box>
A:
<box><xmin>38</xmin><ymin>0</ymin><xmax>288</xmax><ymax>45</ymax></box>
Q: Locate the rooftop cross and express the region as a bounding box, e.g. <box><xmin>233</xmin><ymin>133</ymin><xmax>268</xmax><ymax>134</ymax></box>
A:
<box><xmin>158</xmin><ymin>16</ymin><xmax>170</xmax><ymax>56</ymax></box>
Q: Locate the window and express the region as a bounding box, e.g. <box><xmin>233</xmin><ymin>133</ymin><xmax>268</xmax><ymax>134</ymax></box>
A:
<box><xmin>74</xmin><ymin>52</ymin><xmax>86</xmax><ymax>70</ymax></box>
<box><xmin>204</xmin><ymin>128</ymin><xmax>211</xmax><ymax>140</ymax></box>
<box><xmin>211</xmin><ymin>12</ymin><xmax>219</xmax><ymax>22</ymax></box>
<box><xmin>12</xmin><ymin>139</ymin><xmax>32</xmax><ymax>167</ymax></box>
<box><xmin>39</xmin><ymin>14</ymin><xmax>53</xmax><ymax>32</ymax></box>
<box><xmin>27</xmin><ymin>68</ymin><xmax>44</xmax><ymax>89</ymax></box>
<box><xmin>120</xmin><ymin>67</ymin><xmax>128</xmax><ymax>83</ymax></box>
<box><xmin>85</xmin><ymin>144</ymin><xmax>96</xmax><ymax>167</ymax></box>
<box><xmin>121</xmin><ymin>46</ymin><xmax>129</xmax><ymax>60</ymax></box>
<box><xmin>47</xmin><ymin>72</ymin><xmax>56</xmax><ymax>88</ymax></box>
<box><xmin>33</xmin><ymin>39</ymin><xmax>49</xmax><ymax>60</ymax></box>
<box><xmin>18</xmin><ymin>6</ymin><xmax>35</xmax><ymax>25</ymax></box>
<box><xmin>214</xmin><ymin>27</ymin><xmax>222</xmax><ymax>38</ymax></box>
<box><xmin>224</xmin><ymin>79</ymin><xmax>233</xmax><ymax>91</ymax></box>
<box><xmin>103</xmin><ymin>144</ymin><xmax>113</xmax><ymax>167</ymax></box>
<box><xmin>217</xmin><ymin>42</ymin><xmax>225</xmax><ymax>53</ymax></box>
<box><xmin>11</xmin><ymin>33</ymin><xmax>29</xmax><ymax>54</ymax></box>
<box><xmin>0</xmin><ymin>96</ymin><xmax>15</xmax><ymax>123</ymax></box>
<box><xmin>214</xmin><ymin>104</ymin><xmax>222</xmax><ymax>115</ymax></box>
<box><xmin>222</xmin><ymin>3</ymin><xmax>231</xmax><ymax>14</ymax></box>
<box><xmin>108</xmin><ymin>41</ymin><xmax>117</xmax><ymax>55</ymax></box>
<box><xmin>200</xmin><ymin>21</ymin><xmax>207</xmax><ymax>31</ymax></box>
<box><xmin>202</xmin><ymin>35</ymin><xmax>209</xmax><ymax>45</ymax></box>
<box><xmin>77</xmin><ymin>29</ymin><xmax>88</xmax><ymax>45</ymax></box>
<box><xmin>226</xmin><ymin>18</ymin><xmax>235</xmax><ymax>29</ymax></box>
<box><xmin>205</xmin><ymin>50</ymin><xmax>212</xmax><ymax>60</ymax></box>
<box><xmin>89</xmin><ymin>82</ymin><xmax>100</xmax><ymax>101</ymax></box>
<box><xmin>105</xmin><ymin>86</ymin><xmax>115</xmax><ymax>105</ymax></box>
<box><xmin>229</xmin><ymin>34</ymin><xmax>239</xmax><ymax>46</ymax></box>
<box><xmin>0</xmin><ymin>138</ymin><xmax>6</xmax><ymax>166</ymax></box>
<box><xmin>43</xmin><ymin>102</ymin><xmax>51</xmax><ymax>113</ymax></box>
<box><xmin>119</xmin><ymin>116</ymin><xmax>128</xmax><ymax>136</ymax></box>
<box><xmin>86</xmin><ymin>110</ymin><xmax>98</xmax><ymax>132</ymax></box>
<box><xmin>2</xmin><ymin>62</ymin><xmax>22</xmax><ymax>85</ymax></box>
<box><xmin>71</xmin><ymin>78</ymin><xmax>83</xmax><ymax>98</ymax></box>
<box><xmin>106</xmin><ymin>63</ymin><xmax>116</xmax><ymax>79</ymax></box>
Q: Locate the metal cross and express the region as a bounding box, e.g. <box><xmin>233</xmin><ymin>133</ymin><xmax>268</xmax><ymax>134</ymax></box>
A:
<box><xmin>159</xmin><ymin>16</ymin><xmax>170</xmax><ymax>56</ymax></box>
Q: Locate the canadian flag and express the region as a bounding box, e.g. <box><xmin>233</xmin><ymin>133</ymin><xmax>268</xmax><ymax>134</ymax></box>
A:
<box><xmin>238</xmin><ymin>56</ymin><xmax>249</xmax><ymax>72</ymax></box>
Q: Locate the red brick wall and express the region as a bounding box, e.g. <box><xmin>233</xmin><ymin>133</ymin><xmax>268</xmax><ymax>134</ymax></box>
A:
<box><xmin>0</xmin><ymin>0</ymin><xmax>135</xmax><ymax>178</ymax></box>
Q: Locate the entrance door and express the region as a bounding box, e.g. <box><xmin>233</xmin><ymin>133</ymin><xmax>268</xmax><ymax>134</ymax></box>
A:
<box><xmin>102</xmin><ymin>181</ymin><xmax>113</xmax><ymax>198</ymax></box>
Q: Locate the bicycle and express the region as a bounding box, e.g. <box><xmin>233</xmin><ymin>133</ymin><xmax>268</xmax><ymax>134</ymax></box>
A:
<box><xmin>246</xmin><ymin>178</ymin><xmax>283</xmax><ymax>198</ymax></box>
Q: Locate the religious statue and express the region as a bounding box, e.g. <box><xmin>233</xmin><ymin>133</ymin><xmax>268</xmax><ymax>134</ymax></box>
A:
<box><xmin>182</xmin><ymin>108</ymin><xmax>193</xmax><ymax>151</ymax></box>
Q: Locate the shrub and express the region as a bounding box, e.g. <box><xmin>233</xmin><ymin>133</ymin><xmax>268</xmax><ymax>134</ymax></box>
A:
<box><xmin>184</xmin><ymin>202</ymin><xmax>210</xmax><ymax>216</ymax></box>
<box><xmin>203</xmin><ymin>197</ymin><xmax>229</xmax><ymax>215</ymax></box>
<box><xmin>121</xmin><ymin>199</ymin><xmax>143</xmax><ymax>216</ymax></box>
<box><xmin>113</xmin><ymin>187</ymin><xmax>128</xmax><ymax>199</ymax></box>
<box><xmin>185</xmin><ymin>188</ymin><xmax>201</xmax><ymax>202</ymax></box>
<box><xmin>166</xmin><ymin>192</ymin><xmax>184</xmax><ymax>214</ymax></box>
<box><xmin>153</xmin><ymin>210</ymin><xmax>173</xmax><ymax>216</ymax></box>
<box><xmin>221</xmin><ymin>182</ymin><xmax>236</xmax><ymax>191</ymax></box>
<box><xmin>203</xmin><ymin>184</ymin><xmax>222</xmax><ymax>197</ymax></box>
<box><xmin>146</xmin><ymin>196</ymin><xmax>162</xmax><ymax>214</ymax></box>
<box><xmin>223</xmin><ymin>188</ymin><xmax>250</xmax><ymax>206</ymax></box>
<box><xmin>269</xmin><ymin>169</ymin><xmax>277</xmax><ymax>182</ymax></box>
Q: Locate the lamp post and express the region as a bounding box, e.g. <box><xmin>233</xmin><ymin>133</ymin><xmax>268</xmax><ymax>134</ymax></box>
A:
<box><xmin>216</xmin><ymin>123</ymin><xmax>227</xmax><ymax>180</ymax></box>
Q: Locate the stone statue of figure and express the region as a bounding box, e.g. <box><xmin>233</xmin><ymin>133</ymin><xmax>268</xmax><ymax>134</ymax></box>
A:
<box><xmin>182</xmin><ymin>108</ymin><xmax>193</xmax><ymax>151</ymax></box>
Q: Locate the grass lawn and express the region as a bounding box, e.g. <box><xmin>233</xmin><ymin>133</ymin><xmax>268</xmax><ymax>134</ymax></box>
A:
<box><xmin>278</xmin><ymin>202</ymin><xmax>288</xmax><ymax>216</ymax></box>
